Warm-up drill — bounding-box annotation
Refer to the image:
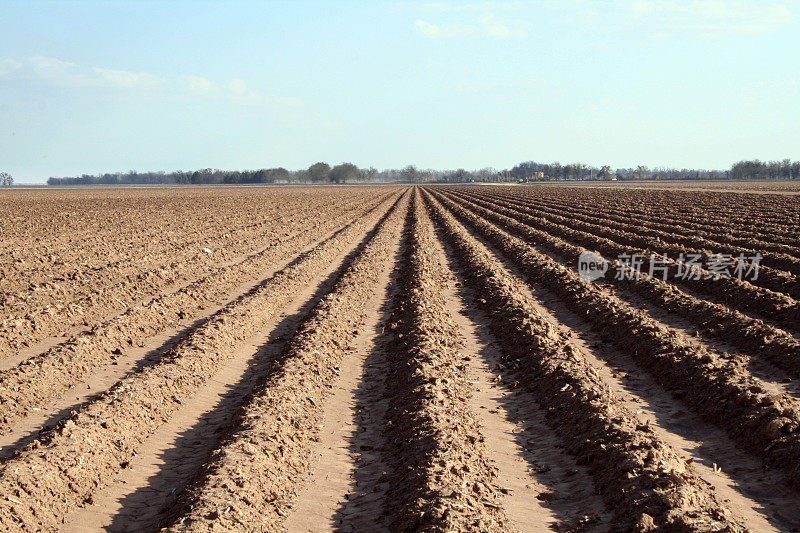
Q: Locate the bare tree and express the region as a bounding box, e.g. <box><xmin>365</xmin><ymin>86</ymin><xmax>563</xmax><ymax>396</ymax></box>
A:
<box><xmin>401</xmin><ymin>165</ymin><xmax>419</xmax><ymax>182</ymax></box>
<box><xmin>0</xmin><ymin>172</ymin><xmax>12</xmax><ymax>187</ymax></box>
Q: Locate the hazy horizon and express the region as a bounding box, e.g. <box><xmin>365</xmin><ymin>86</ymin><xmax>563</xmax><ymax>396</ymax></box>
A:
<box><xmin>2</xmin><ymin>0</ymin><xmax>799</xmax><ymax>184</ymax></box>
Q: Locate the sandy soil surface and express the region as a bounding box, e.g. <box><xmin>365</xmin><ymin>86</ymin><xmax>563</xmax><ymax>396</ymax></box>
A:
<box><xmin>0</xmin><ymin>184</ymin><xmax>799</xmax><ymax>531</ymax></box>
<box><xmin>484</xmin><ymin>180</ymin><xmax>800</xmax><ymax>194</ymax></box>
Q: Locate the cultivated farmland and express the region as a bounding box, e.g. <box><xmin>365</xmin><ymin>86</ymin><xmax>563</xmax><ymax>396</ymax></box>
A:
<box><xmin>0</xmin><ymin>184</ymin><xmax>799</xmax><ymax>531</ymax></box>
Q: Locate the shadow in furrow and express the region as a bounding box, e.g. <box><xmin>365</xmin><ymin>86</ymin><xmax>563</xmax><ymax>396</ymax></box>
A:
<box><xmin>434</xmin><ymin>222</ymin><xmax>610</xmax><ymax>531</ymax></box>
<box><xmin>0</xmin><ymin>314</ymin><xmax>211</xmax><ymax>460</ymax></box>
<box><xmin>330</xmin><ymin>245</ymin><xmax>404</xmax><ymax>533</ymax></box>
<box><xmin>113</xmin><ymin>199</ymin><xmax>401</xmax><ymax>532</ymax></box>
<box><xmin>439</xmin><ymin>196</ymin><xmax>800</xmax><ymax>531</ymax></box>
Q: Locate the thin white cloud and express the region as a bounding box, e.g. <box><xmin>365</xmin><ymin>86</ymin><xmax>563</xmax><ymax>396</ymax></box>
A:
<box><xmin>414</xmin><ymin>19</ymin><xmax>476</xmax><ymax>38</ymax></box>
<box><xmin>92</xmin><ymin>67</ymin><xmax>161</xmax><ymax>89</ymax></box>
<box><xmin>184</xmin><ymin>74</ymin><xmax>220</xmax><ymax>95</ymax></box>
<box><xmin>226</xmin><ymin>78</ymin><xmax>303</xmax><ymax>108</ymax></box>
<box><xmin>627</xmin><ymin>0</ymin><xmax>793</xmax><ymax>38</ymax></box>
<box><xmin>182</xmin><ymin>74</ymin><xmax>303</xmax><ymax>109</ymax></box>
<box><xmin>479</xmin><ymin>13</ymin><xmax>526</xmax><ymax>38</ymax></box>
<box><xmin>0</xmin><ymin>58</ymin><xmax>22</xmax><ymax>76</ymax></box>
<box><xmin>414</xmin><ymin>13</ymin><xmax>524</xmax><ymax>39</ymax></box>
<box><xmin>30</xmin><ymin>55</ymin><xmax>77</xmax><ymax>77</ymax></box>
<box><xmin>14</xmin><ymin>56</ymin><xmax>159</xmax><ymax>90</ymax></box>
<box><xmin>0</xmin><ymin>56</ymin><xmax>303</xmax><ymax>110</ymax></box>
<box><xmin>562</xmin><ymin>0</ymin><xmax>794</xmax><ymax>39</ymax></box>
<box><xmin>228</xmin><ymin>78</ymin><xmax>248</xmax><ymax>96</ymax></box>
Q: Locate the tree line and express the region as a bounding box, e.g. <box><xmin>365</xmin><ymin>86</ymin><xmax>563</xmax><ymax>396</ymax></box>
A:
<box><xmin>42</xmin><ymin>158</ymin><xmax>800</xmax><ymax>186</ymax></box>
<box><xmin>729</xmin><ymin>159</ymin><xmax>800</xmax><ymax>181</ymax></box>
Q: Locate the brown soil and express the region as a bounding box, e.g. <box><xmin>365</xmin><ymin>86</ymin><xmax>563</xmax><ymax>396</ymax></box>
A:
<box><xmin>0</xmin><ymin>184</ymin><xmax>799</xmax><ymax>531</ymax></box>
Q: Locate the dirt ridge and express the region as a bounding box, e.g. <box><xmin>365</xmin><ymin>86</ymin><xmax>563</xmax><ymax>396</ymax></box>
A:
<box><xmin>430</xmin><ymin>188</ymin><xmax>800</xmax><ymax>490</ymax></box>
<box><xmin>424</xmin><ymin>189</ymin><xmax>740</xmax><ymax>531</ymax></box>
<box><xmin>379</xmin><ymin>191</ymin><xmax>511</xmax><ymax>531</ymax></box>
<box><xmin>440</xmin><ymin>189</ymin><xmax>800</xmax><ymax>376</ymax></box>
<box><xmin>0</xmin><ymin>193</ymin><xmax>403</xmax><ymax>530</ymax></box>
<box><xmin>161</xmin><ymin>189</ymin><xmax>409</xmax><ymax>531</ymax></box>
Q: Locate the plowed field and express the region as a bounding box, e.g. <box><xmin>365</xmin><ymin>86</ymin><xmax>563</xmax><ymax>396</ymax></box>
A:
<box><xmin>1</xmin><ymin>184</ymin><xmax>799</xmax><ymax>532</ymax></box>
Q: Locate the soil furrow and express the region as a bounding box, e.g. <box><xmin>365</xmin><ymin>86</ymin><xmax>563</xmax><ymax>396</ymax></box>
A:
<box><xmin>437</xmin><ymin>194</ymin><xmax>800</xmax><ymax>530</ymax></box>
<box><xmin>0</xmin><ymin>192</ymin><xmax>404</xmax><ymax>531</ymax></box>
<box><xmin>444</xmin><ymin>189</ymin><xmax>800</xmax><ymax>335</ymax></box>
<box><xmin>0</xmin><ymin>193</ymin><xmax>399</xmax><ymax>437</ymax></box>
<box><xmin>160</xmin><ymin>188</ymin><xmax>409</xmax><ymax>532</ymax></box>
<box><xmin>0</xmin><ymin>192</ymin><xmax>390</xmax><ymax>358</ymax></box>
<box><xmin>281</xmin><ymin>223</ymin><xmax>401</xmax><ymax>533</ymax></box>
<box><xmin>0</xmin><ymin>182</ymin><xmax>796</xmax><ymax>532</ymax></box>
<box><xmin>478</xmin><ymin>189</ymin><xmax>800</xmax><ymax>274</ymax></box>
<box><xmin>491</xmin><ymin>186</ymin><xmax>799</xmax><ymax>242</ymax></box>
<box><xmin>429</xmin><ymin>189</ymin><xmax>800</xmax><ymax>491</ymax></box>
<box><xmin>495</xmin><ymin>191</ymin><xmax>800</xmax><ymax>259</ymax></box>
<box><xmin>437</xmin><ymin>189</ymin><xmax>800</xmax><ymax>377</ymax></box>
<box><xmin>452</xmin><ymin>189</ymin><xmax>800</xmax><ymax>305</ymax></box>
<box><xmin>60</xmin><ymin>216</ymin><xmax>366</xmax><ymax>532</ymax></box>
<box><xmin>378</xmin><ymin>191</ymin><xmax>511</xmax><ymax>531</ymax></box>
<box><xmin>423</xmin><ymin>188</ymin><xmax>740</xmax><ymax>531</ymax></box>
<box><xmin>434</xmin><ymin>233</ymin><xmax>611</xmax><ymax>531</ymax></box>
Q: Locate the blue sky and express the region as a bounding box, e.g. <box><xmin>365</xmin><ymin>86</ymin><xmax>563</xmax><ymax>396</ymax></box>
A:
<box><xmin>1</xmin><ymin>1</ymin><xmax>798</xmax><ymax>183</ymax></box>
